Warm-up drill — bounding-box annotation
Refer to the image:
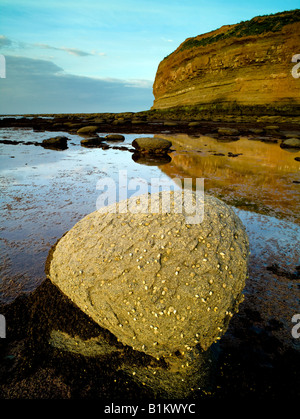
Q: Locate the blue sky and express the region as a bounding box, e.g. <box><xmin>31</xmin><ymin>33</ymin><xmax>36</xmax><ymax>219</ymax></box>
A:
<box><xmin>0</xmin><ymin>0</ymin><xmax>299</xmax><ymax>114</ymax></box>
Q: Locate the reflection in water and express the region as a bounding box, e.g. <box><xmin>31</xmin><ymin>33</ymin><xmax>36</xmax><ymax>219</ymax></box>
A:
<box><xmin>132</xmin><ymin>152</ymin><xmax>172</xmax><ymax>166</ymax></box>
<box><xmin>41</xmin><ymin>145</ymin><xmax>68</xmax><ymax>151</ymax></box>
<box><xmin>0</xmin><ymin>130</ymin><xmax>167</xmax><ymax>303</ymax></box>
<box><xmin>159</xmin><ymin>134</ymin><xmax>300</xmax><ymax>223</ymax></box>
<box><xmin>157</xmin><ymin>134</ymin><xmax>300</xmax><ymax>351</ymax></box>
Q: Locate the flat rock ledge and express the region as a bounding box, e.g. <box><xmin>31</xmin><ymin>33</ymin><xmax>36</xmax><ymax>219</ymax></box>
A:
<box><xmin>47</xmin><ymin>191</ymin><xmax>249</xmax><ymax>359</ymax></box>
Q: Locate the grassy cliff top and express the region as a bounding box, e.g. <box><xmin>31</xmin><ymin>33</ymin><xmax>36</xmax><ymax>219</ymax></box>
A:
<box><xmin>178</xmin><ymin>9</ymin><xmax>300</xmax><ymax>52</ymax></box>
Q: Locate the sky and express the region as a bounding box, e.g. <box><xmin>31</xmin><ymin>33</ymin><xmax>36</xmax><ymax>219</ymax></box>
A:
<box><xmin>0</xmin><ymin>0</ymin><xmax>299</xmax><ymax>114</ymax></box>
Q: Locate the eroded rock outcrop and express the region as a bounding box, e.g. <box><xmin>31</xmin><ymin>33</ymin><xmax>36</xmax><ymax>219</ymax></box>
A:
<box><xmin>47</xmin><ymin>191</ymin><xmax>249</xmax><ymax>359</ymax></box>
<box><xmin>152</xmin><ymin>10</ymin><xmax>300</xmax><ymax>113</ymax></box>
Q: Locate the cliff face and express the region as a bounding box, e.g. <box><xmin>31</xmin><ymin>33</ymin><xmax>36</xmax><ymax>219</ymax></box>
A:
<box><xmin>152</xmin><ymin>10</ymin><xmax>300</xmax><ymax>111</ymax></box>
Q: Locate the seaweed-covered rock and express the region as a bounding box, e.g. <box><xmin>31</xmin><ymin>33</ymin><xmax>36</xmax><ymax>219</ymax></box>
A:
<box><xmin>218</xmin><ymin>127</ymin><xmax>239</xmax><ymax>136</ymax></box>
<box><xmin>132</xmin><ymin>137</ymin><xmax>172</xmax><ymax>154</ymax></box>
<box><xmin>47</xmin><ymin>191</ymin><xmax>249</xmax><ymax>358</ymax></box>
<box><xmin>77</xmin><ymin>126</ymin><xmax>99</xmax><ymax>135</ymax></box>
<box><xmin>42</xmin><ymin>136</ymin><xmax>69</xmax><ymax>149</ymax></box>
<box><xmin>280</xmin><ymin>138</ymin><xmax>300</xmax><ymax>149</ymax></box>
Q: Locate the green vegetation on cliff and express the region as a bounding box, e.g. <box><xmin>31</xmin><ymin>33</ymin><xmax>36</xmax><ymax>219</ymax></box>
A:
<box><xmin>178</xmin><ymin>9</ymin><xmax>300</xmax><ymax>52</ymax></box>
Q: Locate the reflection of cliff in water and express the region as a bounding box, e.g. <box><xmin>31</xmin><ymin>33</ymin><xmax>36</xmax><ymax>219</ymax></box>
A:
<box><xmin>158</xmin><ymin>134</ymin><xmax>300</xmax><ymax>223</ymax></box>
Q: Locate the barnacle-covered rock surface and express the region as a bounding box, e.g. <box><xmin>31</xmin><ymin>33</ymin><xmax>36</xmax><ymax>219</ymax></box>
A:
<box><xmin>47</xmin><ymin>191</ymin><xmax>249</xmax><ymax>358</ymax></box>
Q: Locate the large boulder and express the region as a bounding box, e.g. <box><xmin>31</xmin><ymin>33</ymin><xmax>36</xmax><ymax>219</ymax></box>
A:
<box><xmin>132</xmin><ymin>137</ymin><xmax>172</xmax><ymax>154</ymax></box>
<box><xmin>47</xmin><ymin>191</ymin><xmax>249</xmax><ymax>358</ymax></box>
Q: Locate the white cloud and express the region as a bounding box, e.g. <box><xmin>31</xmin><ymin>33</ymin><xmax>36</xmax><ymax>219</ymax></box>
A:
<box><xmin>34</xmin><ymin>43</ymin><xmax>106</xmax><ymax>57</ymax></box>
<box><xmin>0</xmin><ymin>55</ymin><xmax>153</xmax><ymax>114</ymax></box>
<box><xmin>0</xmin><ymin>35</ymin><xmax>12</xmax><ymax>47</ymax></box>
<box><xmin>0</xmin><ymin>36</ymin><xmax>106</xmax><ymax>58</ymax></box>
<box><xmin>161</xmin><ymin>37</ymin><xmax>174</xmax><ymax>43</ymax></box>
<box><xmin>124</xmin><ymin>79</ymin><xmax>153</xmax><ymax>89</ymax></box>
<box><xmin>90</xmin><ymin>50</ymin><xmax>106</xmax><ymax>57</ymax></box>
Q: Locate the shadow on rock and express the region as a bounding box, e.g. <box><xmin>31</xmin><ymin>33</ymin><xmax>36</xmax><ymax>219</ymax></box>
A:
<box><xmin>0</xmin><ymin>278</ymin><xmax>217</xmax><ymax>399</ymax></box>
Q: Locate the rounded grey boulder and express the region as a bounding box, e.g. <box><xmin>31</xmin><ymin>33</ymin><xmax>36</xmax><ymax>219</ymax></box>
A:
<box><xmin>47</xmin><ymin>191</ymin><xmax>249</xmax><ymax>358</ymax></box>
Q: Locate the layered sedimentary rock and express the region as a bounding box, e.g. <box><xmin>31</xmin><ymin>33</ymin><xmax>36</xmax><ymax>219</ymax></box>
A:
<box><xmin>47</xmin><ymin>191</ymin><xmax>249</xmax><ymax>359</ymax></box>
<box><xmin>152</xmin><ymin>10</ymin><xmax>300</xmax><ymax>112</ymax></box>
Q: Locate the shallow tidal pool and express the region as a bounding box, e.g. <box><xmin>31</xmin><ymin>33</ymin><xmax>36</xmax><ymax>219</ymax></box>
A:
<box><xmin>0</xmin><ymin>127</ymin><xmax>299</xmax><ymax>399</ymax></box>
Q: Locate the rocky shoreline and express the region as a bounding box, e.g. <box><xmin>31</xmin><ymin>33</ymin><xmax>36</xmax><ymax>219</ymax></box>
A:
<box><xmin>1</xmin><ymin>111</ymin><xmax>300</xmax><ymax>154</ymax></box>
<box><xmin>1</xmin><ymin>110</ymin><xmax>300</xmax><ymax>136</ymax></box>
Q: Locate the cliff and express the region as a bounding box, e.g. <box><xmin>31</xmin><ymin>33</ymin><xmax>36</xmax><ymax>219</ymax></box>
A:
<box><xmin>152</xmin><ymin>10</ymin><xmax>300</xmax><ymax>114</ymax></box>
